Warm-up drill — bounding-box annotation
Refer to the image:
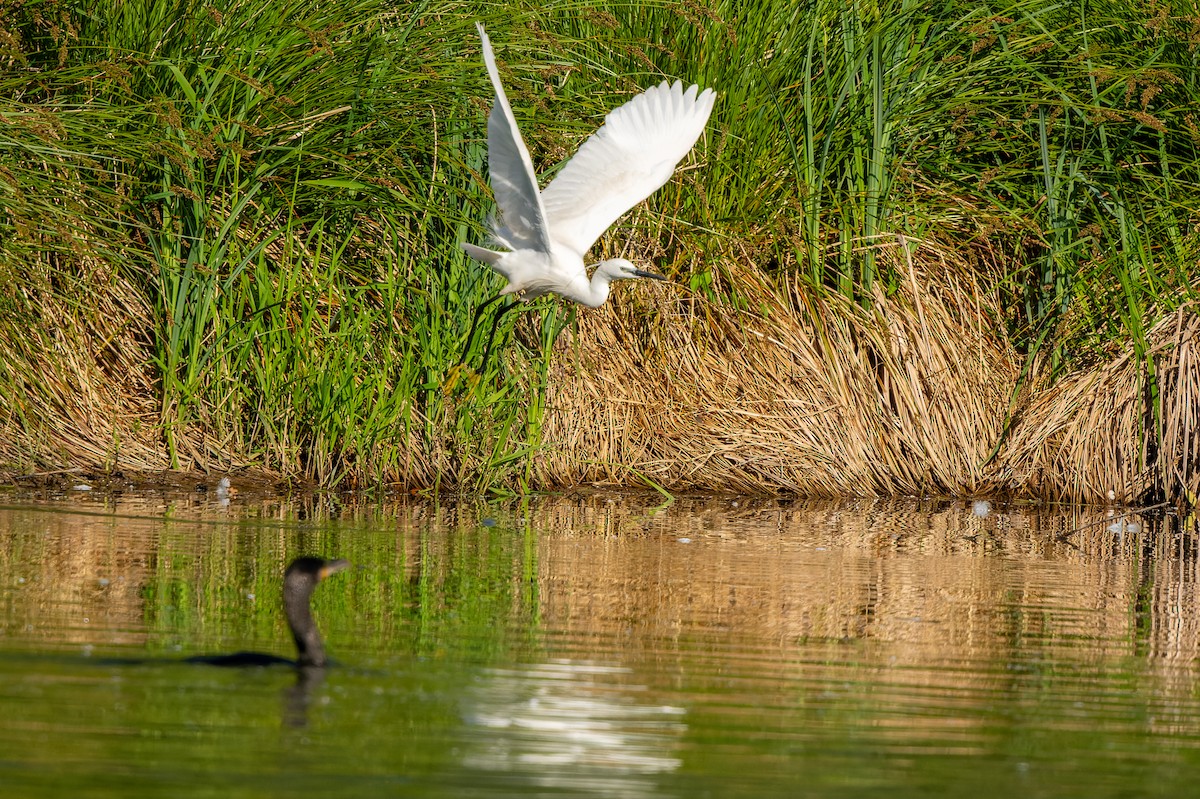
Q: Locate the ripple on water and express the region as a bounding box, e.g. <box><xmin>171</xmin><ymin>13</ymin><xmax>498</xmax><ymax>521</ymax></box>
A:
<box><xmin>0</xmin><ymin>495</ymin><xmax>1198</xmax><ymax>798</ymax></box>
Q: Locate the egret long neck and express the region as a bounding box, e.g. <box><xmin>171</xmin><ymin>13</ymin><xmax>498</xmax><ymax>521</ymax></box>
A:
<box><xmin>577</xmin><ymin>265</ymin><xmax>614</xmax><ymax>308</ymax></box>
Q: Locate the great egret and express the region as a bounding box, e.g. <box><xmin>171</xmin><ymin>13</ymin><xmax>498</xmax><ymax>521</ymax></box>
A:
<box><xmin>460</xmin><ymin>23</ymin><xmax>715</xmax><ymax>364</ymax></box>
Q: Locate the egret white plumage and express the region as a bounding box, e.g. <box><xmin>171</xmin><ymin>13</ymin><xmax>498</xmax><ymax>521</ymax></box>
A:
<box><xmin>460</xmin><ymin>23</ymin><xmax>715</xmax><ymax>365</ymax></box>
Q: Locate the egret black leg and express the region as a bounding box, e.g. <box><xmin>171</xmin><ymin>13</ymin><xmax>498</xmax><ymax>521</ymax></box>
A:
<box><xmin>458</xmin><ymin>293</ymin><xmax>507</xmax><ymax>367</ymax></box>
<box><xmin>478</xmin><ymin>299</ymin><xmax>523</xmax><ymax>372</ymax></box>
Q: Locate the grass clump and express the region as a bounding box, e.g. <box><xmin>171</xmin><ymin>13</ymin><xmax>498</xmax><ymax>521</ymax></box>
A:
<box><xmin>1</xmin><ymin>1</ymin><xmax>541</xmax><ymax>489</ymax></box>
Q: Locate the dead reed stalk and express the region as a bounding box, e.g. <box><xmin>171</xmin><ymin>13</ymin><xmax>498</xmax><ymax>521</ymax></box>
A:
<box><xmin>0</xmin><ymin>261</ymin><xmax>167</xmax><ymax>477</ymax></box>
<box><xmin>534</xmin><ymin>238</ymin><xmax>1019</xmax><ymax>496</ymax></box>
<box><xmin>4</xmin><ymin>242</ymin><xmax>1198</xmax><ymax>507</ymax></box>
<box><xmin>998</xmin><ymin>305</ymin><xmax>1200</xmax><ymax>506</ymax></box>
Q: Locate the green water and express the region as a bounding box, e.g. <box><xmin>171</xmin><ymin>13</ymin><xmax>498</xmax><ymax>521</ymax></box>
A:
<box><xmin>0</xmin><ymin>490</ymin><xmax>1197</xmax><ymax>797</ymax></box>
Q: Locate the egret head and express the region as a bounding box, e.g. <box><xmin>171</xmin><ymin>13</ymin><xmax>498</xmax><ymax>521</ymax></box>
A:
<box><xmin>596</xmin><ymin>258</ymin><xmax>668</xmax><ymax>284</ymax></box>
<box><xmin>571</xmin><ymin>259</ymin><xmax>667</xmax><ymax>308</ymax></box>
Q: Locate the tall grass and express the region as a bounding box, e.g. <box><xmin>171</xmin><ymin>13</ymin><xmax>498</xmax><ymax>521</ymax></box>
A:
<box><xmin>1</xmin><ymin>1</ymin><xmax>539</xmax><ymax>488</ymax></box>
<box><xmin>1</xmin><ymin>0</ymin><xmax>1198</xmax><ymax>500</ymax></box>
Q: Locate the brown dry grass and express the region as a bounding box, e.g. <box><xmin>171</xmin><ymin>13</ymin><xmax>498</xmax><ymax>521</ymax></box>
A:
<box><xmin>0</xmin><ymin>261</ymin><xmax>168</xmax><ymax>475</ymax></box>
<box><xmin>3</xmin><ymin>239</ymin><xmax>1199</xmax><ymax>507</ymax></box>
<box><xmin>998</xmin><ymin>304</ymin><xmax>1200</xmax><ymax>505</ymax></box>
<box><xmin>535</xmin><ymin>236</ymin><xmax>1019</xmax><ymax>496</ymax></box>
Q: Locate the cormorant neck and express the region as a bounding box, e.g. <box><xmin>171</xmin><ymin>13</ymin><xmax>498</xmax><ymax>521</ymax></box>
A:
<box><xmin>284</xmin><ymin>579</ymin><xmax>327</xmax><ymax>667</ymax></box>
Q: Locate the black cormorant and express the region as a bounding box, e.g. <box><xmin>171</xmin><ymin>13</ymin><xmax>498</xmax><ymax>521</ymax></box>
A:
<box><xmin>188</xmin><ymin>556</ymin><xmax>350</xmax><ymax>668</ymax></box>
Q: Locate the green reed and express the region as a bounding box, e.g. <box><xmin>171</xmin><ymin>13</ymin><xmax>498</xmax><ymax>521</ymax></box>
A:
<box><xmin>1</xmin><ymin>0</ymin><xmax>549</xmax><ymax>488</ymax></box>
<box><xmin>1</xmin><ymin>0</ymin><xmax>1198</xmax><ymax>489</ymax></box>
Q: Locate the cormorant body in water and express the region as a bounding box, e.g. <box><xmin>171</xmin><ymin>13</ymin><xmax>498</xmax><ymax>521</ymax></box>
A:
<box><xmin>188</xmin><ymin>556</ymin><xmax>349</xmax><ymax>668</ymax></box>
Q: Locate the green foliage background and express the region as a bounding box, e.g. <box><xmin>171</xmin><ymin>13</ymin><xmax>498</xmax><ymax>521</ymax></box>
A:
<box><xmin>1</xmin><ymin>0</ymin><xmax>1197</xmax><ymax>489</ymax></box>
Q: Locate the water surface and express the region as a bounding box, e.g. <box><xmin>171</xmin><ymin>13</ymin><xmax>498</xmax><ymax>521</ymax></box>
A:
<box><xmin>0</xmin><ymin>488</ymin><xmax>1197</xmax><ymax>797</ymax></box>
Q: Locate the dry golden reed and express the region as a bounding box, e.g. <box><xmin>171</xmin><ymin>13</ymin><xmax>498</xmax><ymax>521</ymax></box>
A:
<box><xmin>535</xmin><ymin>237</ymin><xmax>1019</xmax><ymax>496</ymax></box>
<box><xmin>999</xmin><ymin>305</ymin><xmax>1200</xmax><ymax>505</ymax></box>
<box><xmin>0</xmin><ymin>262</ymin><xmax>167</xmax><ymax>475</ymax></box>
<box><xmin>3</xmin><ymin>239</ymin><xmax>1198</xmax><ymax>507</ymax></box>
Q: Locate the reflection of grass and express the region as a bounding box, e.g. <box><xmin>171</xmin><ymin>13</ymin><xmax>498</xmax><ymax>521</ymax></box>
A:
<box><xmin>134</xmin><ymin>507</ymin><xmax>541</xmax><ymax>664</ymax></box>
<box><xmin>2</xmin><ymin>1</ymin><xmax>1198</xmax><ymax>500</ymax></box>
<box><xmin>4</xmin><ymin>499</ymin><xmax>1200</xmax><ymax>799</ymax></box>
<box><xmin>1</xmin><ymin>495</ymin><xmax>1198</xmax><ymax>690</ymax></box>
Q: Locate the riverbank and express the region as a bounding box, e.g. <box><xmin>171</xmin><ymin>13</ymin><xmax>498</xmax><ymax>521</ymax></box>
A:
<box><xmin>4</xmin><ymin>267</ymin><xmax>1196</xmax><ymax>506</ymax></box>
<box><xmin>2</xmin><ymin>1</ymin><xmax>1197</xmax><ymax>505</ymax></box>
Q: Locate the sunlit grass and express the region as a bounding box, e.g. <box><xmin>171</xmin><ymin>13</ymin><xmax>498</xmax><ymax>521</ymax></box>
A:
<box><xmin>1</xmin><ymin>0</ymin><xmax>1197</xmax><ymax>500</ymax></box>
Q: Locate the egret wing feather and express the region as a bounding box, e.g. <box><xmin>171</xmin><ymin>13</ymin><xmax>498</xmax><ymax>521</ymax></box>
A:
<box><xmin>476</xmin><ymin>23</ymin><xmax>551</xmax><ymax>252</ymax></box>
<box><xmin>540</xmin><ymin>80</ymin><xmax>716</xmax><ymax>257</ymax></box>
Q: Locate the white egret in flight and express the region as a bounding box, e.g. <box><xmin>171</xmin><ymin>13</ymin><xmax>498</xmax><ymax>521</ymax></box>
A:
<box><xmin>460</xmin><ymin>23</ymin><xmax>715</xmax><ymax>365</ymax></box>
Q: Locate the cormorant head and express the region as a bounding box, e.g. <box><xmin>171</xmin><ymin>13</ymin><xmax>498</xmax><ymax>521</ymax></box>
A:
<box><xmin>283</xmin><ymin>557</ymin><xmax>350</xmax><ymax>668</ymax></box>
<box><xmin>285</xmin><ymin>557</ymin><xmax>350</xmax><ymax>589</ymax></box>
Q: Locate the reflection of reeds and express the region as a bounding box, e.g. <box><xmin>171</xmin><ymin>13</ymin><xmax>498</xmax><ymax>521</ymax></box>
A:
<box><xmin>525</xmin><ymin>499</ymin><xmax>1200</xmax><ymax>688</ymax></box>
<box><xmin>0</xmin><ymin>506</ymin><xmax>157</xmax><ymax>647</ymax></box>
<box><xmin>7</xmin><ymin>491</ymin><xmax>1200</xmax><ymax>671</ymax></box>
<box><xmin>1</xmin><ymin>495</ymin><xmax>1198</xmax><ymax>689</ymax></box>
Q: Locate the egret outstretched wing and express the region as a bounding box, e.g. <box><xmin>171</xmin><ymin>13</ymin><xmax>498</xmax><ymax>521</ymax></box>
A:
<box><xmin>476</xmin><ymin>22</ymin><xmax>551</xmax><ymax>252</ymax></box>
<box><xmin>540</xmin><ymin>80</ymin><xmax>716</xmax><ymax>257</ymax></box>
<box><xmin>460</xmin><ymin>26</ymin><xmax>715</xmax><ymax>366</ymax></box>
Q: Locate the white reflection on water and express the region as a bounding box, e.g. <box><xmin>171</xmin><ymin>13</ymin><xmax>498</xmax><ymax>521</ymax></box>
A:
<box><xmin>462</xmin><ymin>659</ymin><xmax>685</xmax><ymax>796</ymax></box>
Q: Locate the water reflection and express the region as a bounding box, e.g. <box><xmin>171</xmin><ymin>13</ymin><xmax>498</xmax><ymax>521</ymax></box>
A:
<box><xmin>0</xmin><ymin>490</ymin><xmax>1197</xmax><ymax>797</ymax></box>
<box><xmin>463</xmin><ymin>660</ymin><xmax>684</xmax><ymax>797</ymax></box>
<box><xmin>283</xmin><ymin>665</ymin><xmax>327</xmax><ymax>729</ymax></box>
<box><xmin>0</xmin><ymin>493</ymin><xmax>1191</xmax><ymax>671</ymax></box>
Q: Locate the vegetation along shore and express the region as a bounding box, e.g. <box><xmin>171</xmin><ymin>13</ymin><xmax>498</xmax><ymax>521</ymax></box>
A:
<box><xmin>1</xmin><ymin>1</ymin><xmax>1197</xmax><ymax>505</ymax></box>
